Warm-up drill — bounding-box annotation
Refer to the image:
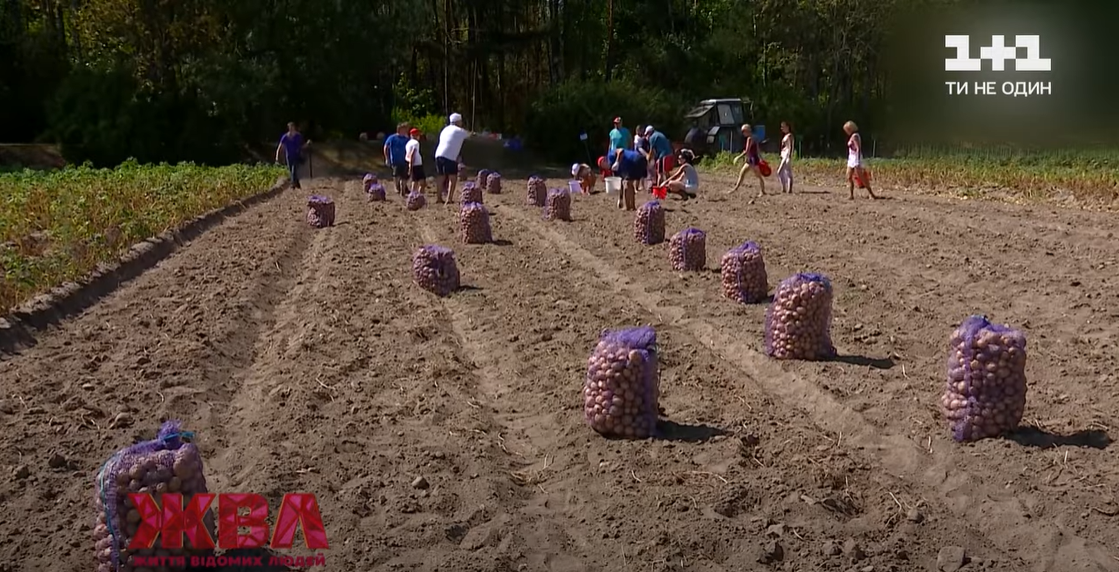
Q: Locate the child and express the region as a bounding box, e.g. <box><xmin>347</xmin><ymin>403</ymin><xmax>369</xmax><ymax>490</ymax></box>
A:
<box><xmin>731</xmin><ymin>123</ymin><xmax>765</xmax><ymax>199</ymax></box>
<box><xmin>571</xmin><ymin>163</ymin><xmax>596</xmax><ymax>193</ymax></box>
<box><xmin>777</xmin><ymin>121</ymin><xmax>794</xmax><ymax>194</ymax></box>
<box><xmin>664</xmin><ymin>149</ymin><xmax>699</xmax><ymax>199</ymax></box>
<box><xmin>405</xmin><ymin>128</ymin><xmax>426</xmax><ymax>195</ymax></box>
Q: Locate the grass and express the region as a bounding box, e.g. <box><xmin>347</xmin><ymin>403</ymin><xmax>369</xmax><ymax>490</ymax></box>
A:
<box><xmin>0</xmin><ymin>159</ymin><xmax>285</xmax><ymax>312</ymax></box>
<box><xmin>700</xmin><ymin>147</ymin><xmax>1119</xmax><ymax>207</ymax></box>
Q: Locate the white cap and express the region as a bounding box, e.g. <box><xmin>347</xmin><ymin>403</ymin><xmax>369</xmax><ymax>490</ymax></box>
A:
<box><xmin>644</xmin><ymin>126</ymin><xmax>654</xmax><ymax>135</ymax></box>
<box><xmin>449</xmin><ymin>113</ymin><xmax>463</xmax><ymax>123</ymax></box>
<box><xmin>571</xmin><ymin>163</ymin><xmax>581</xmax><ymax>177</ymax></box>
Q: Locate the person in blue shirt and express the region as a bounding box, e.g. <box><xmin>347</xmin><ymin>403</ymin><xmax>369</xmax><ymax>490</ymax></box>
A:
<box><xmin>383</xmin><ymin>122</ymin><xmax>410</xmax><ymax>196</ymax></box>
<box><xmin>608</xmin><ymin>117</ymin><xmax>631</xmax><ymax>157</ymax></box>
<box><xmin>610</xmin><ymin>147</ymin><xmax>647</xmax><ymax>211</ymax></box>
<box><xmin>275</xmin><ymin>122</ymin><xmax>310</xmax><ymax>189</ymax></box>
<box><xmin>644</xmin><ymin>126</ymin><xmax>675</xmax><ymax>184</ymax></box>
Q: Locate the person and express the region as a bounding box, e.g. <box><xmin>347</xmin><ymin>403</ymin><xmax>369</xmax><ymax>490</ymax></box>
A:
<box><xmin>383</xmin><ymin>123</ymin><xmax>410</xmax><ymax>196</ymax></box>
<box><xmin>275</xmin><ymin>122</ymin><xmax>311</xmax><ymax>189</ymax></box>
<box><xmin>405</xmin><ymin>128</ymin><xmax>425</xmax><ymax>195</ymax></box>
<box><xmin>608</xmin><ymin>117</ymin><xmax>631</xmax><ymax>157</ymax></box>
<box><xmin>777</xmin><ymin>121</ymin><xmax>794</xmax><ymax>194</ymax></box>
<box><xmin>844</xmin><ymin>121</ymin><xmax>879</xmax><ymax>200</ymax></box>
<box><xmin>645</xmin><ymin>126</ymin><xmax>675</xmax><ymax>185</ymax></box>
<box><xmin>731</xmin><ymin>124</ymin><xmax>765</xmax><ymax>198</ymax></box>
<box><xmin>571</xmin><ymin>162</ymin><xmax>596</xmax><ymax>193</ymax></box>
<box><xmin>633</xmin><ymin>125</ymin><xmax>646</xmax><ymax>152</ymax></box>
<box><xmin>663</xmin><ymin>149</ymin><xmax>699</xmax><ymax>200</ymax></box>
<box><xmin>610</xmin><ymin>147</ymin><xmax>647</xmax><ymax>211</ymax></box>
<box><xmin>434</xmin><ymin>113</ymin><xmax>469</xmax><ymax>203</ymax></box>
<box><xmin>597</xmin><ymin>155</ymin><xmax>612</xmax><ymax>179</ymax></box>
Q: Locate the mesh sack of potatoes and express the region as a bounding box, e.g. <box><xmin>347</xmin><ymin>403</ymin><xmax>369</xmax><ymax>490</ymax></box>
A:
<box><xmin>526</xmin><ymin>176</ymin><xmax>547</xmax><ymax>207</ymax></box>
<box><xmin>362</xmin><ymin>173</ymin><xmax>378</xmax><ymax>192</ymax></box>
<box><xmin>460</xmin><ymin>182</ymin><xmax>483</xmax><ymax>204</ymax></box>
<box><xmin>721</xmin><ymin>241</ymin><xmax>768</xmax><ymax>304</ymax></box>
<box><xmin>669</xmin><ymin>228</ymin><xmax>706</xmax><ymax>271</ymax></box>
<box><xmin>633</xmin><ymin>200</ymin><xmax>665</xmax><ymax>245</ymax></box>
<box><xmin>366</xmin><ymin>182</ymin><xmax>386</xmax><ymax>201</ymax></box>
<box><xmin>306</xmin><ymin>195</ymin><xmax>335</xmax><ymax>227</ymax></box>
<box><xmin>486</xmin><ymin>172</ymin><xmax>502</xmax><ymax>194</ymax></box>
<box><xmin>94</xmin><ymin>420</ymin><xmax>216</xmax><ymax>572</ymax></box>
<box><xmin>459</xmin><ymin>202</ymin><xmax>492</xmax><ymax>244</ymax></box>
<box><xmin>583</xmin><ymin>326</ymin><xmax>660</xmax><ymax>439</ymax></box>
<box><xmin>544</xmin><ymin>188</ymin><xmax>571</xmax><ymax>221</ymax></box>
<box><xmin>764</xmin><ymin>272</ymin><xmax>837</xmax><ymax>360</ymax></box>
<box><xmin>412</xmin><ymin>245</ymin><xmax>460</xmax><ymax>297</ymax></box>
<box><xmin>406</xmin><ymin>190</ymin><xmax>426</xmax><ymax>211</ymax></box>
<box><xmin>942</xmin><ymin>315</ymin><xmax>1027</xmax><ymax>442</ymax></box>
<box><xmin>476</xmin><ymin>169</ymin><xmax>492</xmax><ymax>189</ymax></box>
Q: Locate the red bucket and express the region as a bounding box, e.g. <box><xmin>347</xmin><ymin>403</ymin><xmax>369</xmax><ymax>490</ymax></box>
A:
<box><xmin>652</xmin><ymin>185</ymin><xmax>668</xmax><ymax>200</ymax></box>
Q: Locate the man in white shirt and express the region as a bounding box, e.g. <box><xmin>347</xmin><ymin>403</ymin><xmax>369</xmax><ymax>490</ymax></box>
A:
<box><xmin>435</xmin><ymin>113</ymin><xmax>469</xmax><ymax>203</ymax></box>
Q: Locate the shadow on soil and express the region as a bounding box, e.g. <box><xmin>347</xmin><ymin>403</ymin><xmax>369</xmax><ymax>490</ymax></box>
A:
<box><xmin>1007</xmin><ymin>427</ymin><xmax>1112</xmax><ymax>450</ymax></box>
<box><xmin>456</xmin><ymin>285</ymin><xmax>483</xmax><ymax>293</ymax></box>
<box><xmin>492</xmin><ymin>239</ymin><xmax>513</xmax><ymax>246</ymax></box>
<box><xmin>830</xmin><ymin>354</ymin><xmax>896</xmax><ymax>370</ymax></box>
<box><xmin>655</xmin><ymin>420</ymin><xmax>728</xmax><ymax>442</ymax></box>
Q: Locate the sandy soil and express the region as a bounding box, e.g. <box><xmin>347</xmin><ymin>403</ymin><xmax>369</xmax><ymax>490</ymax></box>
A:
<box><xmin>1</xmin><ymin>166</ymin><xmax>1118</xmax><ymax>572</ymax></box>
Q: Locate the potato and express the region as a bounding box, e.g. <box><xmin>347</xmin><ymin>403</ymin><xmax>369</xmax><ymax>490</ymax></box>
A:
<box><xmin>721</xmin><ymin>241</ymin><xmax>768</xmax><ymax>304</ymax></box>
<box><xmin>366</xmin><ymin>182</ymin><xmax>386</xmax><ymax>201</ymax></box>
<box><xmin>362</xmin><ymin>172</ymin><xmax>378</xmax><ymax>192</ymax></box>
<box><xmin>941</xmin><ymin>315</ymin><xmax>1027</xmax><ymax>442</ymax></box>
<box><xmin>460</xmin><ymin>182</ymin><xmax>483</xmax><ymax>204</ymax></box>
<box><xmin>764</xmin><ymin>273</ymin><xmax>836</xmax><ymax>360</ymax></box>
<box><xmin>459</xmin><ymin>202</ymin><xmax>493</xmax><ymax>244</ymax></box>
<box><xmin>485</xmin><ymin>172</ymin><xmax>502</xmax><ymax>194</ymax></box>
<box><xmin>544</xmin><ymin>189</ymin><xmax>571</xmax><ymax>221</ymax></box>
<box><xmin>405</xmin><ymin>190</ymin><xmax>426</xmax><ymax>211</ymax></box>
<box><xmin>306</xmin><ymin>195</ymin><xmax>335</xmax><ymax>227</ymax></box>
<box><xmin>526</xmin><ymin>176</ymin><xmax>547</xmax><ymax>207</ymax></box>
<box><xmin>476</xmin><ymin>169</ymin><xmax>492</xmax><ymax>189</ymax></box>
<box><xmin>95</xmin><ymin>421</ymin><xmax>215</xmax><ymax>571</ymax></box>
<box><xmin>583</xmin><ymin>326</ymin><xmax>660</xmax><ymax>439</ymax></box>
<box><xmin>412</xmin><ymin>245</ymin><xmax>461</xmax><ymax>297</ymax></box>
<box><xmin>669</xmin><ymin>228</ymin><xmax>706</xmax><ymax>271</ymax></box>
<box><xmin>633</xmin><ymin>200</ymin><xmax>665</xmax><ymax>245</ymax></box>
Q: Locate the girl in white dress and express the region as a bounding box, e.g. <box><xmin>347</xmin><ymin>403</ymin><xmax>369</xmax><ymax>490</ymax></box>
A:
<box><xmin>843</xmin><ymin>120</ymin><xmax>879</xmax><ymax>200</ymax></box>
<box><xmin>777</xmin><ymin>121</ymin><xmax>794</xmax><ymax>193</ymax></box>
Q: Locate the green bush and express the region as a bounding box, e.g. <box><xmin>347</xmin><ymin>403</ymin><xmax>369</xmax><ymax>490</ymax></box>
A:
<box><xmin>524</xmin><ymin>78</ymin><xmax>686</xmax><ymax>162</ymax></box>
<box><xmin>389</xmin><ymin>109</ymin><xmax>446</xmax><ymax>139</ymax></box>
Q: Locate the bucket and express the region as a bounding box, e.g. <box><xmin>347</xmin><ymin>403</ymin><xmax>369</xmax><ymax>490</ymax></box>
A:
<box><xmin>652</xmin><ymin>186</ymin><xmax>668</xmax><ymax>200</ymax></box>
<box><xmin>604</xmin><ymin>177</ymin><xmax>622</xmax><ymax>195</ymax></box>
<box><xmin>568</xmin><ymin>180</ymin><xmax>581</xmax><ymax>194</ymax></box>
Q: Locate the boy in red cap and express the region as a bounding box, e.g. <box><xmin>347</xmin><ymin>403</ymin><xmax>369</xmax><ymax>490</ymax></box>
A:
<box><xmin>405</xmin><ymin>128</ymin><xmax>426</xmax><ymax>195</ymax></box>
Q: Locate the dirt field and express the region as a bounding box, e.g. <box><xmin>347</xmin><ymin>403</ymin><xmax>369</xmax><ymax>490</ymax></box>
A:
<box><xmin>1</xmin><ymin>166</ymin><xmax>1118</xmax><ymax>572</ymax></box>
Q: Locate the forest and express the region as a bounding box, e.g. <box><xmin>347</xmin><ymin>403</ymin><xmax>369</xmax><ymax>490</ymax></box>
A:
<box><xmin>2</xmin><ymin>0</ymin><xmax>976</xmax><ymax>166</ymax></box>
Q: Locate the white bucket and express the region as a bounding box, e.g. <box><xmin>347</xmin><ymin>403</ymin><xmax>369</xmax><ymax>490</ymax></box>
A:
<box><xmin>604</xmin><ymin>177</ymin><xmax>622</xmax><ymax>195</ymax></box>
<box><xmin>568</xmin><ymin>180</ymin><xmax>581</xmax><ymax>194</ymax></box>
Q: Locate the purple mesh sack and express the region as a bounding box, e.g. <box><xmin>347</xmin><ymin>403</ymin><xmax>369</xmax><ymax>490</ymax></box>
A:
<box><xmin>583</xmin><ymin>326</ymin><xmax>660</xmax><ymax>439</ymax></box>
<box><xmin>307</xmin><ymin>195</ymin><xmax>335</xmax><ymax>227</ymax></box>
<box><xmin>366</xmin><ymin>182</ymin><xmax>386</xmax><ymax>201</ymax></box>
<box><xmin>633</xmin><ymin>200</ymin><xmax>665</xmax><ymax>245</ymax></box>
<box><xmin>362</xmin><ymin>173</ymin><xmax>378</xmax><ymax>192</ymax></box>
<box><xmin>669</xmin><ymin>228</ymin><xmax>706</xmax><ymax>271</ymax></box>
<box><xmin>941</xmin><ymin>315</ymin><xmax>1027</xmax><ymax>442</ymax></box>
<box><xmin>476</xmin><ymin>169</ymin><xmax>492</xmax><ymax>189</ymax></box>
<box><xmin>721</xmin><ymin>242</ymin><xmax>768</xmax><ymax>304</ymax></box>
<box><xmin>94</xmin><ymin>421</ymin><xmax>215</xmax><ymax>572</ymax></box>
<box><xmin>459</xmin><ymin>202</ymin><xmax>492</xmax><ymax>244</ymax></box>
<box><xmin>544</xmin><ymin>188</ymin><xmax>571</xmax><ymax>221</ymax></box>
<box><xmin>460</xmin><ymin>182</ymin><xmax>483</xmax><ymax>204</ymax></box>
<box><xmin>406</xmin><ymin>190</ymin><xmax>426</xmax><ymax>210</ymax></box>
<box><xmin>764</xmin><ymin>273</ymin><xmax>836</xmax><ymax>360</ymax></box>
<box><xmin>486</xmin><ymin>172</ymin><xmax>502</xmax><ymax>194</ymax></box>
<box><xmin>412</xmin><ymin>245</ymin><xmax>460</xmax><ymax>296</ymax></box>
<box><xmin>526</xmin><ymin>176</ymin><xmax>547</xmax><ymax>207</ymax></box>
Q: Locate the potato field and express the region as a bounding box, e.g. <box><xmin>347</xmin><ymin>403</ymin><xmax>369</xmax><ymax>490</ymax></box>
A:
<box><xmin>1</xmin><ymin>159</ymin><xmax>1118</xmax><ymax>572</ymax></box>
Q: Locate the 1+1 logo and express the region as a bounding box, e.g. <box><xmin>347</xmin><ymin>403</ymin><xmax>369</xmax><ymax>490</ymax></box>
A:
<box><xmin>943</xmin><ymin>35</ymin><xmax>1052</xmax><ymax>97</ymax></box>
